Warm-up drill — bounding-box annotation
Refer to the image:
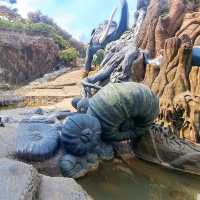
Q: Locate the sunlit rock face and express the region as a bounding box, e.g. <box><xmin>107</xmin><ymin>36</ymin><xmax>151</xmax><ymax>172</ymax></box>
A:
<box><xmin>0</xmin><ymin>30</ymin><xmax>59</xmax><ymax>85</ymax></box>
<box><xmin>138</xmin><ymin>0</ymin><xmax>200</xmax><ymax>142</ymax></box>
<box><xmin>135</xmin><ymin>0</ymin><xmax>199</xmax><ymax>57</ymax></box>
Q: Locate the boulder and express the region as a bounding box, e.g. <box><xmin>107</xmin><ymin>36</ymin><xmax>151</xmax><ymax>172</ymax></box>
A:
<box><xmin>39</xmin><ymin>175</ymin><xmax>93</xmax><ymax>200</ymax></box>
<box><xmin>0</xmin><ymin>158</ymin><xmax>40</xmax><ymax>200</ymax></box>
<box><xmin>0</xmin><ymin>158</ymin><xmax>93</xmax><ymax>200</ymax></box>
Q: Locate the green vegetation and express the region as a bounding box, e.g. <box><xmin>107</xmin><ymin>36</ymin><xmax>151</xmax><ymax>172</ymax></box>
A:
<box><xmin>58</xmin><ymin>48</ymin><xmax>78</xmax><ymax>64</ymax></box>
<box><xmin>0</xmin><ymin>8</ymin><xmax>85</xmax><ymax>65</ymax></box>
<box><xmin>0</xmin><ymin>18</ymin><xmax>69</xmax><ymax>49</ymax></box>
<box><xmin>92</xmin><ymin>49</ymin><xmax>105</xmax><ymax>67</ymax></box>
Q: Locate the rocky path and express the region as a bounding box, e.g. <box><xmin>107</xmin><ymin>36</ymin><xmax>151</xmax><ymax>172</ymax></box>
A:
<box><xmin>16</xmin><ymin>68</ymin><xmax>82</xmax><ymax>111</ymax></box>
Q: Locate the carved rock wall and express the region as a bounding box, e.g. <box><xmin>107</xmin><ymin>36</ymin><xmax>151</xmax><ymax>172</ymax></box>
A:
<box><xmin>139</xmin><ymin>0</ymin><xmax>200</xmax><ymax>142</ymax></box>
<box><xmin>136</xmin><ymin>0</ymin><xmax>200</xmax><ymax>57</ymax></box>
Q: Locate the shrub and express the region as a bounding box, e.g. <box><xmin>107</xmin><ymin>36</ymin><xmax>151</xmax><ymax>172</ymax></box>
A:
<box><xmin>58</xmin><ymin>48</ymin><xmax>78</xmax><ymax>64</ymax></box>
<box><xmin>92</xmin><ymin>49</ymin><xmax>105</xmax><ymax>67</ymax></box>
<box><xmin>0</xmin><ymin>18</ymin><xmax>70</xmax><ymax>49</ymax></box>
<box><xmin>53</xmin><ymin>34</ymin><xmax>70</xmax><ymax>49</ymax></box>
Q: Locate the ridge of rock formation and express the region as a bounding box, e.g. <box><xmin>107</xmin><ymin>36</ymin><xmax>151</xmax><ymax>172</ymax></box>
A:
<box><xmin>0</xmin><ymin>30</ymin><xmax>59</xmax><ymax>85</ymax></box>
<box><xmin>137</xmin><ymin>0</ymin><xmax>200</xmax><ymax>142</ymax></box>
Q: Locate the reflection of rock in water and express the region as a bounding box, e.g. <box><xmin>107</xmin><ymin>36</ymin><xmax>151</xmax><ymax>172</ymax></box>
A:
<box><xmin>79</xmin><ymin>160</ymin><xmax>200</xmax><ymax>200</ymax></box>
<box><xmin>149</xmin><ymin>184</ymin><xmax>193</xmax><ymax>200</ymax></box>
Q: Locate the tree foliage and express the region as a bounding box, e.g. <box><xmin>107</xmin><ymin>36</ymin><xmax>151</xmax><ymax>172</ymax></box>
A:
<box><xmin>28</xmin><ymin>11</ymin><xmax>71</xmax><ymax>41</ymax></box>
<box><xmin>58</xmin><ymin>48</ymin><xmax>78</xmax><ymax>64</ymax></box>
<box><xmin>0</xmin><ymin>18</ymin><xmax>69</xmax><ymax>49</ymax></box>
<box><xmin>27</xmin><ymin>10</ymin><xmax>85</xmax><ymax>54</ymax></box>
<box><xmin>0</xmin><ymin>8</ymin><xmax>85</xmax><ymax>60</ymax></box>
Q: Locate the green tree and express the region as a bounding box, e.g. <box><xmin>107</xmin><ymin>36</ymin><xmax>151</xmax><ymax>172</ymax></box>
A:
<box><xmin>58</xmin><ymin>48</ymin><xmax>78</xmax><ymax>64</ymax></box>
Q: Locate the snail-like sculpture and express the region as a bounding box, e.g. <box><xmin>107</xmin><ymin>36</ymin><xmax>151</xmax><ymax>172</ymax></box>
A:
<box><xmin>61</xmin><ymin>114</ymin><xmax>101</xmax><ymax>156</ymax></box>
<box><xmin>74</xmin><ymin>82</ymin><xmax>159</xmax><ymax>142</ymax></box>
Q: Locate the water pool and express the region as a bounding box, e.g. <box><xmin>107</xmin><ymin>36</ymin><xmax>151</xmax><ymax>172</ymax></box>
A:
<box><xmin>79</xmin><ymin>158</ymin><xmax>200</xmax><ymax>200</ymax></box>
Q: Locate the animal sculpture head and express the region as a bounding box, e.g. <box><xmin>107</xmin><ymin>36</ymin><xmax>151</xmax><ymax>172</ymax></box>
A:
<box><xmin>61</xmin><ymin>114</ymin><xmax>101</xmax><ymax>156</ymax></box>
<box><xmin>84</xmin><ymin>0</ymin><xmax>129</xmax><ymax>72</ymax></box>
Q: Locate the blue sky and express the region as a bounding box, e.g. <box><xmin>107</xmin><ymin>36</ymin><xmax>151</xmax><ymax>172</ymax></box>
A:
<box><xmin>0</xmin><ymin>0</ymin><xmax>136</xmax><ymax>42</ymax></box>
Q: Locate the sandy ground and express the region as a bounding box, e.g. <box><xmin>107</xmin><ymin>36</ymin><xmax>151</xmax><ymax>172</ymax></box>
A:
<box><xmin>16</xmin><ymin>69</ymin><xmax>82</xmax><ymax>111</ymax></box>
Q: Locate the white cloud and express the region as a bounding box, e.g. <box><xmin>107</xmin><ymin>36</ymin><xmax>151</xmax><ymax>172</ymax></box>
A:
<box><xmin>53</xmin><ymin>12</ymin><xmax>85</xmax><ymax>41</ymax></box>
<box><xmin>16</xmin><ymin>0</ymin><xmax>50</xmax><ymax>18</ymax></box>
<box><xmin>16</xmin><ymin>0</ymin><xmax>31</xmax><ymax>18</ymax></box>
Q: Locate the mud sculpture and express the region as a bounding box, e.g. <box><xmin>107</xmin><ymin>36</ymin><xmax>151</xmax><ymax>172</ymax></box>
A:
<box><xmin>135</xmin><ymin>0</ymin><xmax>198</xmax><ymax>57</ymax></box>
<box><xmin>60</xmin><ymin>154</ymin><xmax>89</xmax><ymax>179</ymax></box>
<box><xmin>13</xmin><ymin>109</ymin><xmax>113</xmax><ymax>179</ymax></box>
<box><xmin>85</xmin><ymin>45</ymin><xmax>145</xmax><ymax>86</ymax></box>
<box><xmin>59</xmin><ymin>113</ymin><xmax>114</xmax><ymax>178</ymax></box>
<box><xmin>63</xmin><ymin>0</ymin><xmax>200</xmax><ymax>178</ymax></box>
<box><xmin>84</xmin><ymin>0</ymin><xmax>128</xmax><ymax>73</ymax></box>
<box><xmin>59</xmin><ymin>82</ymin><xmax>159</xmax><ymax>177</ymax></box>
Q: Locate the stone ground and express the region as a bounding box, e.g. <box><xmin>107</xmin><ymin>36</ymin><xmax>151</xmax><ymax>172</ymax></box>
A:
<box><xmin>16</xmin><ymin>68</ymin><xmax>82</xmax><ymax>111</ymax></box>
<box><xmin>0</xmin><ymin>68</ymin><xmax>94</xmax><ymax>200</ymax></box>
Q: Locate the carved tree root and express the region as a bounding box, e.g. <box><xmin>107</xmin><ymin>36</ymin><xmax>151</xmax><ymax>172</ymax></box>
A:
<box><xmin>145</xmin><ymin>35</ymin><xmax>200</xmax><ymax>142</ymax></box>
<box><xmin>174</xmin><ymin>92</ymin><xmax>200</xmax><ymax>142</ymax></box>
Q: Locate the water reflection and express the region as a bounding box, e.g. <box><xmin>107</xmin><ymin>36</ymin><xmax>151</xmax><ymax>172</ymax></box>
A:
<box><xmin>78</xmin><ymin>158</ymin><xmax>200</xmax><ymax>200</ymax></box>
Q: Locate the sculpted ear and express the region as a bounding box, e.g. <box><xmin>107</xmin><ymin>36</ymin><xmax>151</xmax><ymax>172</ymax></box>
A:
<box><xmin>99</xmin><ymin>7</ymin><xmax>117</xmax><ymax>44</ymax></box>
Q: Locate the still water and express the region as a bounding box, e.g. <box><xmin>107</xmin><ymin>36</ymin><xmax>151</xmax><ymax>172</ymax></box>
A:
<box><xmin>79</xmin><ymin>158</ymin><xmax>200</xmax><ymax>200</ymax></box>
